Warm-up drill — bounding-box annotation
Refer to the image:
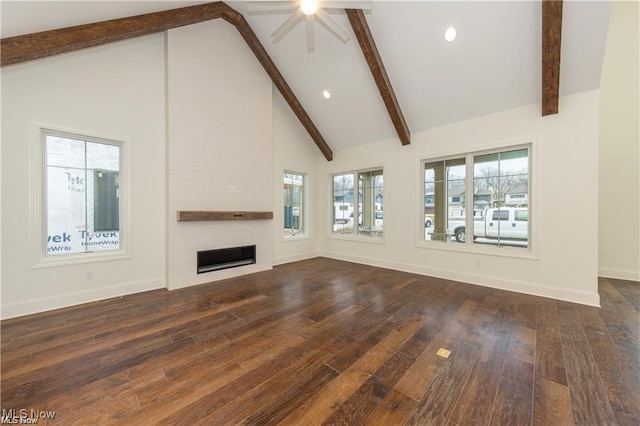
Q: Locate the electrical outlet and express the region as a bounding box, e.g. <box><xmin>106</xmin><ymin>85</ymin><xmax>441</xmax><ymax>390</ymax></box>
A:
<box><xmin>228</xmin><ymin>185</ymin><xmax>239</xmax><ymax>193</ymax></box>
<box><xmin>85</xmin><ymin>271</ymin><xmax>94</xmax><ymax>280</ymax></box>
<box><xmin>475</xmin><ymin>259</ymin><xmax>481</xmax><ymax>267</ymax></box>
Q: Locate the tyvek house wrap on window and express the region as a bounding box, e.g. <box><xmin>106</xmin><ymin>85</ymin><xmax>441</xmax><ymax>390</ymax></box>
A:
<box><xmin>45</xmin><ymin>134</ymin><xmax>120</xmax><ymax>255</ymax></box>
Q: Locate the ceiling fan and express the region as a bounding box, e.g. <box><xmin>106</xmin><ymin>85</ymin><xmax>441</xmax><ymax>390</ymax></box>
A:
<box><xmin>247</xmin><ymin>0</ymin><xmax>373</xmax><ymax>52</ymax></box>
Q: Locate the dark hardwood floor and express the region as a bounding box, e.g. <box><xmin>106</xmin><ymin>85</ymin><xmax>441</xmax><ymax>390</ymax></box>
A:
<box><xmin>1</xmin><ymin>257</ymin><xmax>638</xmax><ymax>425</ymax></box>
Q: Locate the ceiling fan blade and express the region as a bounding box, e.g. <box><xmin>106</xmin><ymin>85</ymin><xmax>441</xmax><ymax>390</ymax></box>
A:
<box><xmin>320</xmin><ymin>0</ymin><xmax>372</xmax><ymax>10</ymax></box>
<box><xmin>247</xmin><ymin>7</ymin><xmax>297</xmax><ymax>16</ymax></box>
<box><xmin>315</xmin><ymin>8</ymin><xmax>350</xmax><ymax>43</ymax></box>
<box><xmin>306</xmin><ymin>14</ymin><xmax>315</xmax><ymax>53</ymax></box>
<box><xmin>271</xmin><ymin>8</ymin><xmax>304</xmax><ymax>43</ymax></box>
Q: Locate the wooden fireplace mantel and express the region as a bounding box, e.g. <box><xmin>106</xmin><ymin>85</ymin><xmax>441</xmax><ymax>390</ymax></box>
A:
<box><xmin>177</xmin><ymin>211</ymin><xmax>273</xmax><ymax>222</ymax></box>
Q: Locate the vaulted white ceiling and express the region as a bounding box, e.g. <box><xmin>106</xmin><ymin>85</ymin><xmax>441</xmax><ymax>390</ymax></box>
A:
<box><xmin>1</xmin><ymin>1</ymin><xmax>611</xmax><ymax>153</ymax></box>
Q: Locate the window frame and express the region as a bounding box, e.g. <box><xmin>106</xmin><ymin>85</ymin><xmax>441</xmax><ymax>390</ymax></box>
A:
<box><xmin>283</xmin><ymin>170</ymin><xmax>307</xmax><ymax>239</ymax></box>
<box><xmin>30</xmin><ymin>125</ymin><xmax>131</xmax><ymax>268</ymax></box>
<box><xmin>418</xmin><ymin>142</ymin><xmax>535</xmax><ymax>258</ymax></box>
<box><xmin>330</xmin><ymin>166</ymin><xmax>384</xmax><ymax>241</ymax></box>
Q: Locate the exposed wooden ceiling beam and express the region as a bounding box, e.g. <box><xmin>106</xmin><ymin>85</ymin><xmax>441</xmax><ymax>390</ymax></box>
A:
<box><xmin>0</xmin><ymin>3</ymin><xmax>225</xmax><ymax>67</ymax></box>
<box><xmin>542</xmin><ymin>0</ymin><xmax>563</xmax><ymax>116</ymax></box>
<box><xmin>0</xmin><ymin>2</ymin><xmax>333</xmax><ymax>161</ymax></box>
<box><xmin>346</xmin><ymin>9</ymin><xmax>410</xmax><ymax>145</ymax></box>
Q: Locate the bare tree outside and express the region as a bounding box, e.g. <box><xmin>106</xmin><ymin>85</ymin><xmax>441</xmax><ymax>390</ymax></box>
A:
<box><xmin>474</xmin><ymin>165</ymin><xmax>527</xmax><ymax>205</ymax></box>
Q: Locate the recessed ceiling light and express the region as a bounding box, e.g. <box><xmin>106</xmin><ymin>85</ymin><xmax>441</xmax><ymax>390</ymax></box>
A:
<box><xmin>322</xmin><ymin>90</ymin><xmax>331</xmax><ymax>99</ymax></box>
<box><xmin>444</xmin><ymin>26</ymin><xmax>457</xmax><ymax>43</ymax></box>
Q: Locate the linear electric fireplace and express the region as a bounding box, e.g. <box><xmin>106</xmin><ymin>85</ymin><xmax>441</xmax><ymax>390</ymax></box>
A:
<box><xmin>197</xmin><ymin>245</ymin><xmax>256</xmax><ymax>274</ymax></box>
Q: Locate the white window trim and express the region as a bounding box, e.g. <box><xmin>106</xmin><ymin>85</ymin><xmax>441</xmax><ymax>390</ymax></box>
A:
<box><xmin>283</xmin><ymin>170</ymin><xmax>308</xmax><ymax>240</ymax></box>
<box><xmin>416</xmin><ymin>139</ymin><xmax>538</xmax><ymax>260</ymax></box>
<box><xmin>29</xmin><ymin>124</ymin><xmax>132</xmax><ymax>269</ymax></box>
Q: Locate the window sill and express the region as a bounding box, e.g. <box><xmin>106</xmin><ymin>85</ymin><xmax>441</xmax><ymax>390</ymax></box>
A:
<box><xmin>416</xmin><ymin>240</ymin><xmax>538</xmax><ymax>260</ymax></box>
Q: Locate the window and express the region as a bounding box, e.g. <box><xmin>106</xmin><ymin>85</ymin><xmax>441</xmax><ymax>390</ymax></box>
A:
<box><xmin>423</xmin><ymin>146</ymin><xmax>530</xmax><ymax>248</ymax></box>
<box><xmin>492</xmin><ymin>210</ymin><xmax>510</xmax><ymax>221</ymax></box>
<box><xmin>283</xmin><ymin>172</ymin><xmax>305</xmax><ymax>237</ymax></box>
<box><xmin>44</xmin><ymin>130</ymin><xmax>122</xmax><ymax>256</ymax></box>
<box><xmin>424</xmin><ymin>158</ymin><xmax>466</xmax><ymax>242</ymax></box>
<box><xmin>515</xmin><ymin>210</ymin><xmax>528</xmax><ymax>221</ymax></box>
<box><xmin>332</xmin><ymin>168</ymin><xmax>383</xmax><ymax>238</ymax></box>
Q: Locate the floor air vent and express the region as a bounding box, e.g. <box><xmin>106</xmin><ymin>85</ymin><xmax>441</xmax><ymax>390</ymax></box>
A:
<box><xmin>197</xmin><ymin>245</ymin><xmax>256</xmax><ymax>274</ymax></box>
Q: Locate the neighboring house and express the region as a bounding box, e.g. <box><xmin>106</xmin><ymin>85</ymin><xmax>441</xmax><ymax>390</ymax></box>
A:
<box><xmin>425</xmin><ymin>187</ymin><xmax>493</xmax><ymax>215</ymax></box>
<box><xmin>471</xmin><ymin>189</ymin><xmax>493</xmax><ymax>210</ymax></box>
<box><xmin>505</xmin><ymin>186</ymin><xmax>529</xmax><ymax>207</ymax></box>
<box><xmin>448</xmin><ymin>184</ymin><xmax>465</xmax><ymax>208</ymax></box>
<box><xmin>333</xmin><ymin>189</ymin><xmax>355</xmax><ymax>204</ymax></box>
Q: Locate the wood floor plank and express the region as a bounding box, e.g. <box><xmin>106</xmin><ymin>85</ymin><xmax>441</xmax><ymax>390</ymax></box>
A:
<box><xmin>40</xmin><ymin>360</ymin><xmax>167</xmax><ymax>426</ymax></box>
<box><xmin>394</xmin><ymin>300</ymin><xmax>479</xmax><ymax>401</ymax></box>
<box><xmin>404</xmin><ymin>297</ymin><xmax>502</xmax><ymax>425</ymax></box>
<box><xmin>448</xmin><ymin>333</ymin><xmax>509</xmax><ymax>426</ymax></box>
<box><xmin>404</xmin><ymin>335</ymin><xmax>481</xmax><ymax>425</ymax></box>
<box><xmin>321</xmin><ymin>373</ymin><xmax>390</xmax><ymax>425</ymax></box>
<box><xmin>157</xmin><ymin>333</ymin><xmax>347</xmax><ymax>425</ymax></box>
<box><xmin>609</xmin><ymin>278</ymin><xmax>640</xmax><ymax>312</ymax></box>
<box><xmin>323</xmin><ymin>350</ymin><xmax>415</xmax><ymax>424</ymax></box>
<box><xmin>1</xmin><ymin>258</ymin><xmax>637</xmax><ymax>425</ymax></box>
<box><xmin>600</xmin><ymin>279</ymin><xmax>640</xmax><ymax>324</ymax></box>
<box><xmin>490</xmin><ymin>325</ymin><xmax>535</xmax><ymax>425</ymax></box>
<box><xmin>242</xmin><ymin>364</ymin><xmax>339</xmax><ymax>425</ymax></box>
<box><xmin>595</xmin><ymin>293</ymin><xmax>640</xmax><ymax>381</ymax></box>
<box><xmin>535</xmin><ymin>298</ymin><xmax>569</xmax><ymax>385</ymax></box>
<box><xmin>533</xmin><ymin>375</ymin><xmax>575</xmax><ymax>425</ymax></box>
<box><xmin>576</xmin><ymin>304</ymin><xmax>640</xmax><ymax>424</ymax></box>
<box><xmin>366</xmin><ymin>388</ymin><xmax>417</xmax><ymax>425</ymax></box>
<box><xmin>557</xmin><ymin>301</ymin><xmax>618</xmax><ymax>425</ymax></box>
<box><xmin>281</xmin><ymin>313</ymin><xmax>427</xmax><ymax>425</ymax></box>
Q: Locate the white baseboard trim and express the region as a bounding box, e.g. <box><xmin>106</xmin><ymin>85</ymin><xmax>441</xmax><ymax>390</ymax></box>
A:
<box><xmin>1</xmin><ymin>277</ymin><xmax>166</xmax><ymax>320</ymax></box>
<box><xmin>322</xmin><ymin>252</ymin><xmax>601</xmax><ymax>307</ymax></box>
<box><xmin>598</xmin><ymin>267</ymin><xmax>640</xmax><ymax>282</ymax></box>
<box><xmin>273</xmin><ymin>252</ymin><xmax>317</xmax><ymax>266</ymax></box>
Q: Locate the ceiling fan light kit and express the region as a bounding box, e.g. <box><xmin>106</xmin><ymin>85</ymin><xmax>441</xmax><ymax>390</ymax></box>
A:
<box><xmin>300</xmin><ymin>0</ymin><xmax>318</xmax><ymax>15</ymax></box>
<box><xmin>249</xmin><ymin>0</ymin><xmax>372</xmax><ymax>52</ymax></box>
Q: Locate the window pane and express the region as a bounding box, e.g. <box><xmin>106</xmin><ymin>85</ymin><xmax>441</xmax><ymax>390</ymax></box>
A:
<box><xmin>357</xmin><ymin>169</ymin><xmax>383</xmax><ymax>238</ymax></box>
<box><xmin>424</xmin><ymin>158</ymin><xmax>466</xmax><ymax>243</ymax></box>
<box><xmin>87</xmin><ymin>142</ymin><xmax>120</xmax><ymax>171</ymax></box>
<box><xmin>284</xmin><ymin>172</ymin><xmax>304</xmax><ymax>237</ymax></box>
<box><xmin>332</xmin><ymin>169</ymin><xmax>382</xmax><ymax>238</ymax></box>
<box><xmin>423</xmin><ymin>146</ymin><xmax>530</xmax><ymax>249</ymax></box>
<box><xmin>333</xmin><ymin>173</ymin><xmax>354</xmax><ymax>234</ymax></box>
<box><xmin>46</xmin><ymin>167</ymin><xmax>86</xmax><ymax>255</ymax></box>
<box><xmin>46</xmin><ymin>135</ymin><xmax>85</xmax><ymax>168</ymax></box>
<box><xmin>93</xmin><ymin>170</ymin><xmax>120</xmax><ymax>232</ymax></box>
<box><xmin>45</xmin><ymin>132</ymin><xmax>121</xmax><ymax>256</ymax></box>
<box><xmin>473</xmin><ymin>148</ymin><xmax>529</xmax><ymax>248</ymax></box>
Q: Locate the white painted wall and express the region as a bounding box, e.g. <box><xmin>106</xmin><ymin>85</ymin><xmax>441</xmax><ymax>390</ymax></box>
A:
<box><xmin>599</xmin><ymin>0</ymin><xmax>640</xmax><ymax>281</ymax></box>
<box><xmin>1</xmin><ymin>35</ymin><xmax>167</xmax><ymax>319</ymax></box>
<box><xmin>272</xmin><ymin>90</ymin><xmax>325</xmax><ymax>265</ymax></box>
<box><xmin>319</xmin><ymin>91</ymin><xmax>601</xmax><ymax>306</ymax></box>
<box><xmin>166</xmin><ymin>20</ymin><xmax>274</xmax><ymax>290</ymax></box>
